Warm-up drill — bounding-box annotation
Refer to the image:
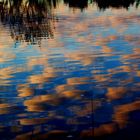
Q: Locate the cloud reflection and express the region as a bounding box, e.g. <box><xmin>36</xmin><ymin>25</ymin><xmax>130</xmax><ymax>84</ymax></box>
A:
<box><xmin>0</xmin><ymin>0</ymin><xmax>140</xmax><ymax>140</ymax></box>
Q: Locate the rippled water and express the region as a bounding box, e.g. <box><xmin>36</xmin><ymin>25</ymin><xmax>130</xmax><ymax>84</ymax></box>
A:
<box><xmin>0</xmin><ymin>0</ymin><xmax>140</xmax><ymax>139</ymax></box>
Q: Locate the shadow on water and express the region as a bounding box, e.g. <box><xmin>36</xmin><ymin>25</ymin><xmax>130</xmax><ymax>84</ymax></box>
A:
<box><xmin>0</xmin><ymin>0</ymin><xmax>140</xmax><ymax>44</ymax></box>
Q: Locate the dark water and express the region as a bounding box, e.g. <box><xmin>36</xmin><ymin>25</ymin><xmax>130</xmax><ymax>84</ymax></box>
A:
<box><xmin>0</xmin><ymin>0</ymin><xmax>140</xmax><ymax>139</ymax></box>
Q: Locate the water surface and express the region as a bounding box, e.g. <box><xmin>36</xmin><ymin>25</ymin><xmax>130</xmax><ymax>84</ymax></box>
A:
<box><xmin>0</xmin><ymin>0</ymin><xmax>140</xmax><ymax>139</ymax></box>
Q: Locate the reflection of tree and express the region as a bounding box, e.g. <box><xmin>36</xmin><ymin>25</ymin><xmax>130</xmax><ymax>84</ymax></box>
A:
<box><xmin>64</xmin><ymin>0</ymin><xmax>92</xmax><ymax>9</ymax></box>
<box><xmin>94</xmin><ymin>0</ymin><xmax>136</xmax><ymax>10</ymax></box>
<box><xmin>64</xmin><ymin>0</ymin><xmax>140</xmax><ymax>10</ymax></box>
<box><xmin>0</xmin><ymin>0</ymin><xmax>58</xmax><ymax>45</ymax></box>
<box><xmin>136</xmin><ymin>0</ymin><xmax>140</xmax><ymax>7</ymax></box>
<box><xmin>0</xmin><ymin>0</ymin><xmax>140</xmax><ymax>45</ymax></box>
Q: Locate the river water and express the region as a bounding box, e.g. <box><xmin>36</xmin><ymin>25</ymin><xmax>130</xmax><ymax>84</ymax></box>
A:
<box><xmin>0</xmin><ymin>0</ymin><xmax>140</xmax><ymax>139</ymax></box>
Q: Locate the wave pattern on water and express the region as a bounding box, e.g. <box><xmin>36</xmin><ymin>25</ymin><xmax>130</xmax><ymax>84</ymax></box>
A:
<box><xmin>0</xmin><ymin>0</ymin><xmax>140</xmax><ymax>140</ymax></box>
